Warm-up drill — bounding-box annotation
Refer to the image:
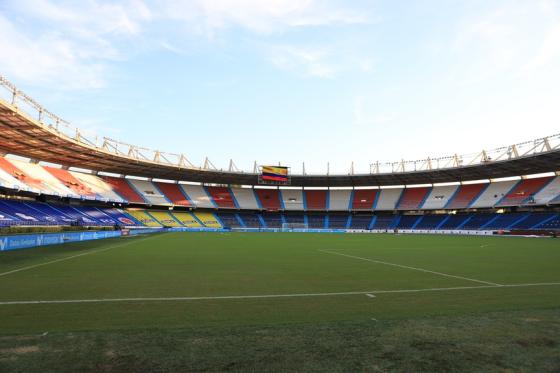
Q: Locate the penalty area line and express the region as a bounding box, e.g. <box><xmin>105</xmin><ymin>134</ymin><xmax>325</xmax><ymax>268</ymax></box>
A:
<box><xmin>0</xmin><ymin>282</ymin><xmax>559</xmax><ymax>306</ymax></box>
<box><xmin>317</xmin><ymin>249</ymin><xmax>502</xmax><ymax>286</ymax></box>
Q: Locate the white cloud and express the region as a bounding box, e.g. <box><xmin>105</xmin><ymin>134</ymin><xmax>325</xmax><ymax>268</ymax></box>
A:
<box><xmin>268</xmin><ymin>45</ymin><xmax>336</xmax><ymax>78</ymax></box>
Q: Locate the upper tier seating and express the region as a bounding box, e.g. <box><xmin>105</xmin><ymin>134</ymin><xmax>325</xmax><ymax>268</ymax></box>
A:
<box><xmin>375</xmin><ymin>189</ymin><xmax>403</xmax><ymax>211</ymax></box>
<box><xmin>154</xmin><ymin>182</ymin><xmax>191</xmax><ymax>206</ymax></box>
<box><xmin>231</xmin><ymin>188</ymin><xmax>260</xmax><ymax>210</ymax></box>
<box><xmin>328</xmin><ymin>190</ymin><xmax>352</xmax><ymax>211</ymax></box>
<box><xmin>497</xmin><ymin>177</ymin><xmax>553</xmax><ymax>207</ymax></box>
<box><xmin>0</xmin><ymin>158</ymin><xmax>44</xmax><ymax>192</ymax></box>
<box><xmin>469</xmin><ymin>180</ymin><xmax>518</xmax><ymax>208</ymax></box>
<box><xmin>148</xmin><ymin>211</ymin><xmax>182</xmax><ymax>227</ymax></box>
<box><xmin>9</xmin><ymin>159</ymin><xmax>76</xmax><ymax>197</ymax></box>
<box><xmin>305</xmin><ymin>190</ymin><xmax>327</xmax><ymax>210</ymax></box>
<box><xmin>445</xmin><ymin>183</ymin><xmax>488</xmax><ymax>209</ymax></box>
<box><xmin>127</xmin><ymin>210</ymin><xmax>162</xmax><ymax>227</ymax></box>
<box><xmin>180</xmin><ymin>184</ymin><xmax>215</xmax><ymax>208</ymax></box>
<box><xmin>44</xmin><ymin>166</ymin><xmax>96</xmax><ymax>198</ymax></box>
<box><xmin>397</xmin><ymin>187</ymin><xmax>431</xmax><ymax>210</ymax></box>
<box><xmin>70</xmin><ymin>171</ymin><xmax>124</xmax><ymax>202</ymax></box>
<box><xmin>193</xmin><ymin>211</ymin><xmax>222</xmax><ymax>228</ymax></box>
<box><xmin>421</xmin><ymin>185</ymin><xmax>459</xmax><ymax>210</ymax></box>
<box><xmin>280</xmin><ymin>189</ymin><xmax>304</xmax><ymax>211</ymax></box>
<box><xmin>127</xmin><ymin>179</ymin><xmax>171</xmax><ymax>206</ymax></box>
<box><xmin>352</xmin><ymin>189</ymin><xmax>378</xmax><ymax>210</ymax></box>
<box><xmin>103</xmin><ymin>177</ymin><xmax>146</xmax><ymax>204</ymax></box>
<box><xmin>171</xmin><ymin>212</ymin><xmax>202</xmax><ymax>227</ymax></box>
<box><xmin>254</xmin><ymin>189</ymin><xmax>282</xmax><ymax>210</ymax></box>
<box><xmin>207</xmin><ymin>187</ymin><xmax>237</xmax><ymax>208</ymax></box>
<box><xmin>530</xmin><ymin>176</ymin><xmax>560</xmax><ymax>205</ymax></box>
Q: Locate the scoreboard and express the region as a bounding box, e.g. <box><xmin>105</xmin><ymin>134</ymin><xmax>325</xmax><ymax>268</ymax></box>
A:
<box><xmin>259</xmin><ymin>166</ymin><xmax>290</xmax><ymax>185</ymax></box>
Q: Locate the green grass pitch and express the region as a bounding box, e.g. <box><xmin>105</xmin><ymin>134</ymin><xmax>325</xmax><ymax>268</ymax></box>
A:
<box><xmin>1</xmin><ymin>232</ymin><xmax>559</xmax><ymax>371</ymax></box>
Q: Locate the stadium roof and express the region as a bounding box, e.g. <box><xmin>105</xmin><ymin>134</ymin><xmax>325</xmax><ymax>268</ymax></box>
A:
<box><xmin>1</xmin><ymin>76</ymin><xmax>559</xmax><ymax>187</ymax></box>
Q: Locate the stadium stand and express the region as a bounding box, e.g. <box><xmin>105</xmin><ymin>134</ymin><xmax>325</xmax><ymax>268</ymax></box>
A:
<box><xmin>438</xmin><ymin>214</ymin><xmax>471</xmax><ymax>230</ymax></box>
<box><xmin>469</xmin><ymin>180</ymin><xmax>518</xmax><ymax>208</ymax></box>
<box><xmin>461</xmin><ymin>213</ymin><xmax>496</xmax><ymax>230</ymax></box>
<box><xmin>7</xmin><ymin>159</ymin><xmax>76</xmax><ymax>197</ymax></box>
<box><xmin>280</xmin><ymin>189</ymin><xmax>304</xmax><ymax>210</ymax></box>
<box><xmin>536</xmin><ymin>214</ymin><xmax>560</xmax><ymax>230</ymax></box>
<box><xmin>193</xmin><ymin>211</ymin><xmax>222</xmax><ymax>228</ymax></box>
<box><xmin>349</xmin><ymin>214</ymin><xmax>373</xmax><ymax>229</ymax></box>
<box><xmin>103</xmin><ymin>177</ymin><xmax>146</xmax><ymax>204</ymax></box>
<box><xmin>148</xmin><ymin>211</ymin><xmax>183</xmax><ymax>227</ymax></box>
<box><xmin>70</xmin><ymin>171</ymin><xmax>124</xmax><ymax>202</ymax></box>
<box><xmin>206</xmin><ymin>186</ymin><xmax>237</xmax><ymax>209</ymax></box>
<box><xmin>397</xmin><ymin>187</ymin><xmax>431</xmax><ymax>210</ymax></box>
<box><xmin>328</xmin><ymin>190</ymin><xmax>352</xmax><ymax>211</ymax></box>
<box><xmin>127</xmin><ymin>210</ymin><xmax>162</xmax><ymax>227</ymax></box>
<box><xmin>261</xmin><ymin>212</ymin><xmax>283</xmax><ymax>228</ymax></box>
<box><xmin>230</xmin><ymin>188</ymin><xmax>260</xmax><ymax>210</ymax></box>
<box><xmin>371</xmin><ymin>214</ymin><xmax>397</xmax><ymax>229</ymax></box>
<box><xmin>304</xmin><ymin>190</ymin><xmax>327</xmax><ymax>210</ymax></box>
<box><xmin>171</xmin><ymin>212</ymin><xmax>203</xmax><ymax>228</ymax></box>
<box><xmin>352</xmin><ymin>189</ymin><xmax>378</xmax><ymax>210</ymax></box>
<box><xmin>531</xmin><ymin>176</ymin><xmax>560</xmax><ymax>205</ymax></box>
<box><xmin>284</xmin><ymin>212</ymin><xmax>306</xmax><ymax>225</ymax></box>
<box><xmin>329</xmin><ymin>213</ymin><xmax>349</xmax><ymax>229</ymax></box>
<box><xmin>483</xmin><ymin>213</ymin><xmax>529</xmax><ymax>230</ymax></box>
<box><xmin>444</xmin><ymin>183</ymin><xmax>488</xmax><ymax>209</ymax></box>
<box><xmin>375</xmin><ymin>188</ymin><xmax>403</xmax><ymax>211</ymax></box>
<box><xmin>127</xmin><ymin>179</ymin><xmax>171</xmax><ymax>206</ymax></box>
<box><xmin>237</xmin><ymin>212</ymin><xmax>262</xmax><ymax>228</ymax></box>
<box><xmin>497</xmin><ymin>177</ymin><xmax>553</xmax><ymax>207</ymax></box>
<box><xmin>397</xmin><ymin>215</ymin><xmax>422</xmax><ymax>229</ymax></box>
<box><xmin>421</xmin><ymin>185</ymin><xmax>459</xmax><ymax>210</ymax></box>
<box><xmin>44</xmin><ymin>166</ymin><xmax>96</xmax><ymax>198</ymax></box>
<box><xmin>307</xmin><ymin>213</ymin><xmax>326</xmax><ymax>228</ymax></box>
<box><xmin>0</xmin><ymin>158</ymin><xmax>44</xmax><ymax>192</ymax></box>
<box><xmin>216</xmin><ymin>211</ymin><xmax>243</xmax><ymax>228</ymax></box>
<box><xmin>254</xmin><ymin>189</ymin><xmax>282</xmax><ymax>210</ymax></box>
<box><xmin>154</xmin><ymin>182</ymin><xmax>191</xmax><ymax>206</ymax></box>
<box><xmin>414</xmin><ymin>214</ymin><xmax>448</xmax><ymax>229</ymax></box>
<box><xmin>180</xmin><ymin>184</ymin><xmax>215</xmax><ymax>208</ymax></box>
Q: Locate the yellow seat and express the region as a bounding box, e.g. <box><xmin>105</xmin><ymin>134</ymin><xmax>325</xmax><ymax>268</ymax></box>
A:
<box><xmin>193</xmin><ymin>211</ymin><xmax>222</xmax><ymax>228</ymax></box>
<box><xmin>127</xmin><ymin>210</ymin><xmax>162</xmax><ymax>227</ymax></box>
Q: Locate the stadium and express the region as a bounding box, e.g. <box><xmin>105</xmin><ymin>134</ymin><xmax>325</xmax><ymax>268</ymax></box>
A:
<box><xmin>1</xmin><ymin>2</ymin><xmax>560</xmax><ymax>371</ymax></box>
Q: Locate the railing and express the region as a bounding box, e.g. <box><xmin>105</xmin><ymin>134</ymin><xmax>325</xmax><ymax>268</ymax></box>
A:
<box><xmin>1</xmin><ymin>75</ymin><xmax>559</xmax><ymax>176</ymax></box>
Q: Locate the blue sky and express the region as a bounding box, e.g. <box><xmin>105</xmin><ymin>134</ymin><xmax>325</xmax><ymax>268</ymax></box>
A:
<box><xmin>1</xmin><ymin>0</ymin><xmax>559</xmax><ymax>174</ymax></box>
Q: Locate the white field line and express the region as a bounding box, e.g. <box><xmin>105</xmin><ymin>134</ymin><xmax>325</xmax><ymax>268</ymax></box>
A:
<box><xmin>0</xmin><ymin>235</ymin><xmax>159</xmax><ymax>278</ymax></box>
<box><xmin>317</xmin><ymin>249</ymin><xmax>502</xmax><ymax>286</ymax></box>
<box><xmin>0</xmin><ymin>283</ymin><xmax>559</xmax><ymax>306</ymax></box>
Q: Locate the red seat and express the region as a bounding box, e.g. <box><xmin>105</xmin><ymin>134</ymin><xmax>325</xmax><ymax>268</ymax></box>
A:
<box><xmin>0</xmin><ymin>158</ymin><xmax>44</xmax><ymax>190</ymax></box>
<box><xmin>497</xmin><ymin>177</ymin><xmax>553</xmax><ymax>206</ymax></box>
<box><xmin>103</xmin><ymin>177</ymin><xmax>145</xmax><ymax>203</ymax></box>
<box><xmin>445</xmin><ymin>183</ymin><xmax>488</xmax><ymax>209</ymax></box>
<box><xmin>352</xmin><ymin>189</ymin><xmax>378</xmax><ymax>210</ymax></box>
<box><xmin>397</xmin><ymin>187</ymin><xmax>431</xmax><ymax>210</ymax></box>
<box><xmin>305</xmin><ymin>190</ymin><xmax>327</xmax><ymax>210</ymax></box>
<box><xmin>44</xmin><ymin>166</ymin><xmax>95</xmax><ymax>197</ymax></box>
<box><xmin>155</xmin><ymin>182</ymin><xmax>191</xmax><ymax>206</ymax></box>
<box><xmin>254</xmin><ymin>189</ymin><xmax>282</xmax><ymax>210</ymax></box>
<box><xmin>207</xmin><ymin>187</ymin><xmax>236</xmax><ymax>208</ymax></box>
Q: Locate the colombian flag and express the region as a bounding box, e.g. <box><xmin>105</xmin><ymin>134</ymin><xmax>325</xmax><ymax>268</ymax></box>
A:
<box><xmin>262</xmin><ymin>166</ymin><xmax>289</xmax><ymax>182</ymax></box>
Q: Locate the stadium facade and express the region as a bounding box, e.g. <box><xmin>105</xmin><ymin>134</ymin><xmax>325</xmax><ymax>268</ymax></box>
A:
<box><xmin>1</xmin><ymin>75</ymin><xmax>559</xmax><ymax>238</ymax></box>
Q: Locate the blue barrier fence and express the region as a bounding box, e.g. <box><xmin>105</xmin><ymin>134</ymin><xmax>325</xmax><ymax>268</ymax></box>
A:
<box><xmin>0</xmin><ymin>230</ymin><xmax>122</xmax><ymax>251</ymax></box>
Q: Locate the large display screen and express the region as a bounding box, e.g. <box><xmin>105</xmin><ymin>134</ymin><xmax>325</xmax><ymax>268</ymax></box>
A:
<box><xmin>260</xmin><ymin>166</ymin><xmax>290</xmax><ymax>184</ymax></box>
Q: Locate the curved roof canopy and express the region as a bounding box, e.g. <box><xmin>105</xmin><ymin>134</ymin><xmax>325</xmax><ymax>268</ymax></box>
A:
<box><xmin>1</xmin><ymin>75</ymin><xmax>559</xmax><ymax>187</ymax></box>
